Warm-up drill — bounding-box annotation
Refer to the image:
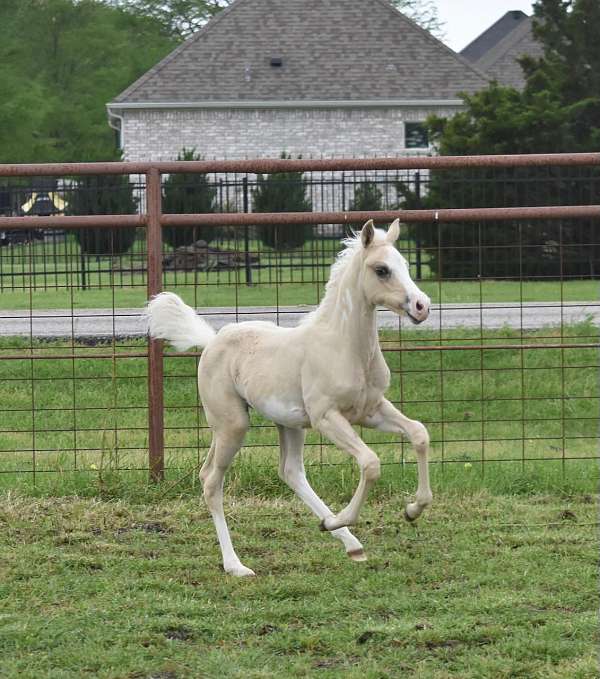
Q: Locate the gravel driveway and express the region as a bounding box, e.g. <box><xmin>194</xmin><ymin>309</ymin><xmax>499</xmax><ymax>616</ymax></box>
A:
<box><xmin>1</xmin><ymin>302</ymin><xmax>598</xmax><ymax>339</ymax></box>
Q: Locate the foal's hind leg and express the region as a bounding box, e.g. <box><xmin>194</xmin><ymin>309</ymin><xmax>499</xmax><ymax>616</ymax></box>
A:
<box><xmin>200</xmin><ymin>405</ymin><xmax>253</xmax><ymax>576</ymax></box>
<box><xmin>277</xmin><ymin>426</ymin><xmax>366</xmax><ymax>561</ymax></box>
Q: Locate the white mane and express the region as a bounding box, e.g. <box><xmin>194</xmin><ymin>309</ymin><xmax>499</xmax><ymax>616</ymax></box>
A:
<box><xmin>304</xmin><ymin>228</ymin><xmax>388</xmax><ymax>323</ymax></box>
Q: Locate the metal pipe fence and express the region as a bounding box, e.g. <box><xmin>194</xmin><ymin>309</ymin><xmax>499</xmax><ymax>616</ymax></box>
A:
<box><xmin>0</xmin><ymin>154</ymin><xmax>598</xmax><ymax>485</ymax></box>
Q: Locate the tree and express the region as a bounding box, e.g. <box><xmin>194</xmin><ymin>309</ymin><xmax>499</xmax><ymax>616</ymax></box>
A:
<box><xmin>252</xmin><ymin>153</ymin><xmax>313</xmax><ymax>251</ymax></box>
<box><xmin>0</xmin><ymin>0</ymin><xmax>175</xmax><ymax>163</ymax></box>
<box><xmin>426</xmin><ymin>0</ymin><xmax>600</xmax><ymax>154</ymax></box>
<box><xmin>162</xmin><ymin>148</ymin><xmax>218</xmax><ymax>248</ymax></box>
<box><xmin>521</xmin><ymin>0</ymin><xmax>600</xmax><ymax>150</ymax></box>
<box><xmin>348</xmin><ymin>182</ymin><xmax>384</xmax><ymax>230</ymax></box>
<box><xmin>107</xmin><ymin>0</ymin><xmax>444</xmax><ymax>40</ymax></box>
<box><xmin>398</xmin><ymin>0</ymin><xmax>600</xmax><ymax>279</ymax></box>
<box><xmin>68</xmin><ymin>175</ymin><xmax>138</xmax><ymax>256</ymax></box>
<box><xmin>390</xmin><ymin>0</ymin><xmax>445</xmax><ymax>38</ymax></box>
<box><xmin>105</xmin><ymin>0</ymin><xmax>232</xmax><ymax>38</ymax></box>
<box><xmin>0</xmin><ymin>67</ymin><xmax>53</xmax><ymax>164</ymax></box>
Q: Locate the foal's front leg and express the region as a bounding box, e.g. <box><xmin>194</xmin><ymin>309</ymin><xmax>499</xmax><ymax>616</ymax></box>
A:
<box><xmin>313</xmin><ymin>409</ymin><xmax>381</xmax><ymax>532</ymax></box>
<box><xmin>362</xmin><ymin>398</ymin><xmax>432</xmax><ymax>521</ymax></box>
<box><xmin>277</xmin><ymin>425</ymin><xmax>366</xmax><ymax>560</ymax></box>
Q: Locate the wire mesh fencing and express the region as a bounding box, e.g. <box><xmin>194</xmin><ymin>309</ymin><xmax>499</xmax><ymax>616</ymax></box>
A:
<box><xmin>0</xmin><ymin>155</ymin><xmax>598</xmax><ymax>487</ymax></box>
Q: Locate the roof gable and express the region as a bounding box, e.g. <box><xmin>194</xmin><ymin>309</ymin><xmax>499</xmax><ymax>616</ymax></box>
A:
<box><xmin>112</xmin><ymin>0</ymin><xmax>488</xmax><ymax>105</ymax></box>
<box><xmin>465</xmin><ymin>15</ymin><xmax>544</xmax><ymax>90</ymax></box>
<box><xmin>461</xmin><ymin>10</ymin><xmax>528</xmax><ymax>62</ymax></box>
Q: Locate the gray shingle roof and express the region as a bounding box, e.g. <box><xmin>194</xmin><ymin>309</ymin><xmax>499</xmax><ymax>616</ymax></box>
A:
<box><xmin>461</xmin><ymin>10</ymin><xmax>528</xmax><ymax>63</ymax></box>
<box><xmin>112</xmin><ymin>0</ymin><xmax>488</xmax><ymax>105</ymax></box>
<box><xmin>462</xmin><ymin>13</ymin><xmax>544</xmax><ymax>90</ymax></box>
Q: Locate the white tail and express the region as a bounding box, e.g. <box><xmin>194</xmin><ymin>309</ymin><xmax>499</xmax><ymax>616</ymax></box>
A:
<box><xmin>145</xmin><ymin>292</ymin><xmax>216</xmax><ymax>352</ymax></box>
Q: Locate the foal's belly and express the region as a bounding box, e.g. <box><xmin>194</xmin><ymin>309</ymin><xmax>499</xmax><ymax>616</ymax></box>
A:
<box><xmin>252</xmin><ymin>396</ymin><xmax>310</xmax><ymax>429</ymax></box>
<box><xmin>221</xmin><ymin>323</ymin><xmax>310</xmax><ymax>428</ymax></box>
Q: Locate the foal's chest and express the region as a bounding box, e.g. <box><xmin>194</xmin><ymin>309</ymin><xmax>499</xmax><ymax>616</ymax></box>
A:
<box><xmin>336</xmin><ymin>351</ymin><xmax>390</xmax><ymax>422</ymax></box>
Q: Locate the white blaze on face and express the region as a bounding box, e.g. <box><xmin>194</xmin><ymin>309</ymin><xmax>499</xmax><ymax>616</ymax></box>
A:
<box><xmin>387</xmin><ymin>249</ymin><xmax>430</xmax><ymax>321</ymax></box>
<box><xmin>391</xmin><ymin>249</ymin><xmax>420</xmax><ymax>299</ymax></box>
<box><xmin>368</xmin><ymin>241</ymin><xmax>430</xmax><ymax>321</ymax></box>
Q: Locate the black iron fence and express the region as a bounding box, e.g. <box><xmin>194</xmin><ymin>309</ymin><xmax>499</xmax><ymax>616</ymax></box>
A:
<box><xmin>1</xmin><ymin>166</ymin><xmax>599</xmax><ymax>293</ymax></box>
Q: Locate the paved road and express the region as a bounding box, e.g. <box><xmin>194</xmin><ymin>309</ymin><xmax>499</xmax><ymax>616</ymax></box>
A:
<box><xmin>1</xmin><ymin>302</ymin><xmax>598</xmax><ymax>339</ymax></box>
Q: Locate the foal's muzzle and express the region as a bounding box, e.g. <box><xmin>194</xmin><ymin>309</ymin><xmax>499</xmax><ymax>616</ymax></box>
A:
<box><xmin>402</xmin><ymin>294</ymin><xmax>430</xmax><ymax>324</ymax></box>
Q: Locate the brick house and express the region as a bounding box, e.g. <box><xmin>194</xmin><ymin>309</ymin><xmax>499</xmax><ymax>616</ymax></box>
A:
<box><xmin>106</xmin><ymin>0</ymin><xmax>489</xmax><ymax>162</ymax></box>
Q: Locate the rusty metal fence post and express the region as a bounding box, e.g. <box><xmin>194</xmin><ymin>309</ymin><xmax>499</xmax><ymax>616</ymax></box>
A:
<box><xmin>146</xmin><ymin>167</ymin><xmax>164</xmax><ymax>482</ymax></box>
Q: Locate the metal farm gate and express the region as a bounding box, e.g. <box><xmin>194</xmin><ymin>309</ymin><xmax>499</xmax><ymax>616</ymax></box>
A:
<box><xmin>0</xmin><ymin>154</ymin><xmax>598</xmax><ymax>484</ymax></box>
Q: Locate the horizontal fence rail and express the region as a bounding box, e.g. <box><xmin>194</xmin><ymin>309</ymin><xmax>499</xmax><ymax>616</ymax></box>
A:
<box><xmin>0</xmin><ymin>154</ymin><xmax>598</xmax><ymax>485</ymax></box>
<box><xmin>2</xmin><ymin>152</ymin><xmax>600</xmax><ymax>176</ymax></box>
<box><xmin>2</xmin><ymin>206</ymin><xmax>600</xmax><ymax>231</ymax></box>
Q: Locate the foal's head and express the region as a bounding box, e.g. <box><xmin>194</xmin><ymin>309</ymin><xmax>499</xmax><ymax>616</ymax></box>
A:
<box><xmin>358</xmin><ymin>219</ymin><xmax>430</xmax><ymax>324</ymax></box>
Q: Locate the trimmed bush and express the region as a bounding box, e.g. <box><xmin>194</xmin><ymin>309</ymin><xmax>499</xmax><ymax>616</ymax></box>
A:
<box><xmin>69</xmin><ymin>174</ymin><xmax>138</xmax><ymax>256</ymax></box>
<box><xmin>348</xmin><ymin>181</ymin><xmax>383</xmax><ymax>230</ymax></box>
<box><xmin>162</xmin><ymin>148</ymin><xmax>218</xmax><ymax>248</ymax></box>
<box><xmin>252</xmin><ymin>153</ymin><xmax>312</xmax><ymax>250</ymax></box>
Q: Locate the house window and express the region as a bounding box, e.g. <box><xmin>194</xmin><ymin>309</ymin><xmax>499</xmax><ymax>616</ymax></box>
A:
<box><xmin>405</xmin><ymin>122</ymin><xmax>429</xmax><ymax>149</ymax></box>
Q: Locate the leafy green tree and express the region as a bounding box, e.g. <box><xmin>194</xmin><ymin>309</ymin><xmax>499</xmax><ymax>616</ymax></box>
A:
<box><xmin>0</xmin><ymin>67</ymin><xmax>53</xmax><ymax>164</ymax></box>
<box><xmin>68</xmin><ymin>175</ymin><xmax>139</xmax><ymax>256</ymax></box>
<box><xmin>0</xmin><ymin>0</ymin><xmax>175</xmax><ymax>163</ymax></box>
<box><xmin>252</xmin><ymin>154</ymin><xmax>313</xmax><ymax>251</ymax></box>
<box><xmin>162</xmin><ymin>149</ymin><xmax>218</xmax><ymax>248</ymax></box>
<box><xmin>107</xmin><ymin>0</ymin><xmax>444</xmax><ymax>40</ymax></box>
<box><xmin>105</xmin><ymin>0</ymin><xmax>232</xmax><ymax>38</ymax></box>
<box><xmin>522</xmin><ymin>0</ymin><xmax>600</xmax><ymax>150</ymax></box>
<box><xmin>398</xmin><ymin>0</ymin><xmax>600</xmax><ymax>279</ymax></box>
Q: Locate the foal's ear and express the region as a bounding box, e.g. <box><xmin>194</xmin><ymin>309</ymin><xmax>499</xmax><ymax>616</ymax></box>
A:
<box><xmin>387</xmin><ymin>219</ymin><xmax>400</xmax><ymax>243</ymax></box>
<box><xmin>361</xmin><ymin>220</ymin><xmax>375</xmax><ymax>248</ymax></box>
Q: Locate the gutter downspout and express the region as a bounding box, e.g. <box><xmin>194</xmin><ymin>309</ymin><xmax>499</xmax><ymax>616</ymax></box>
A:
<box><xmin>106</xmin><ymin>105</ymin><xmax>125</xmax><ymax>152</ymax></box>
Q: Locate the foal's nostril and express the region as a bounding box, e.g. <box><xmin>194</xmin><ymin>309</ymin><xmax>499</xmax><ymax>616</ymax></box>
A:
<box><xmin>416</xmin><ymin>301</ymin><xmax>424</xmax><ymax>312</ymax></box>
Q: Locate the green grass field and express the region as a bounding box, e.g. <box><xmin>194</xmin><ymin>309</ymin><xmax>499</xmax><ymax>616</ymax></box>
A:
<box><xmin>0</xmin><ymin>322</ymin><xmax>598</xmax><ymax>678</ymax></box>
<box><xmin>0</xmin><ymin>490</ymin><xmax>597</xmax><ymax>678</ymax></box>
<box><xmin>0</xmin><ymin>235</ymin><xmax>598</xmax><ymax>309</ymax></box>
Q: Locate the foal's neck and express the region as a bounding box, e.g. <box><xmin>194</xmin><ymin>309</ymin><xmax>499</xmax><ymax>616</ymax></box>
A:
<box><xmin>314</xmin><ymin>255</ymin><xmax>379</xmax><ymax>362</ymax></box>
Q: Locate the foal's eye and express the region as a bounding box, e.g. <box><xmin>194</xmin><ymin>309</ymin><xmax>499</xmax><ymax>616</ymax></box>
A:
<box><xmin>374</xmin><ymin>265</ymin><xmax>391</xmax><ymax>279</ymax></box>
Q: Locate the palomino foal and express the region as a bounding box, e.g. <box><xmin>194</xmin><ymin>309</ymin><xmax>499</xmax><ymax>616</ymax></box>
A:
<box><xmin>147</xmin><ymin>220</ymin><xmax>432</xmax><ymax>576</ymax></box>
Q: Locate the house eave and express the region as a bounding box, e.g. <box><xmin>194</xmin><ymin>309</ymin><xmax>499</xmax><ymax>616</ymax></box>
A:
<box><xmin>106</xmin><ymin>98</ymin><xmax>465</xmax><ymax>112</ymax></box>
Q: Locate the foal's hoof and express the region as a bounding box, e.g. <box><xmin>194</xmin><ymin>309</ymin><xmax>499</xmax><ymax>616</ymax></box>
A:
<box><xmin>225</xmin><ymin>564</ymin><xmax>256</xmax><ymax>577</ymax></box>
<box><xmin>319</xmin><ymin>517</ymin><xmax>334</xmax><ymax>532</ymax></box>
<box><xmin>404</xmin><ymin>507</ymin><xmax>418</xmax><ymax>523</ymax></box>
<box><xmin>347</xmin><ymin>548</ymin><xmax>367</xmax><ymax>562</ymax></box>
